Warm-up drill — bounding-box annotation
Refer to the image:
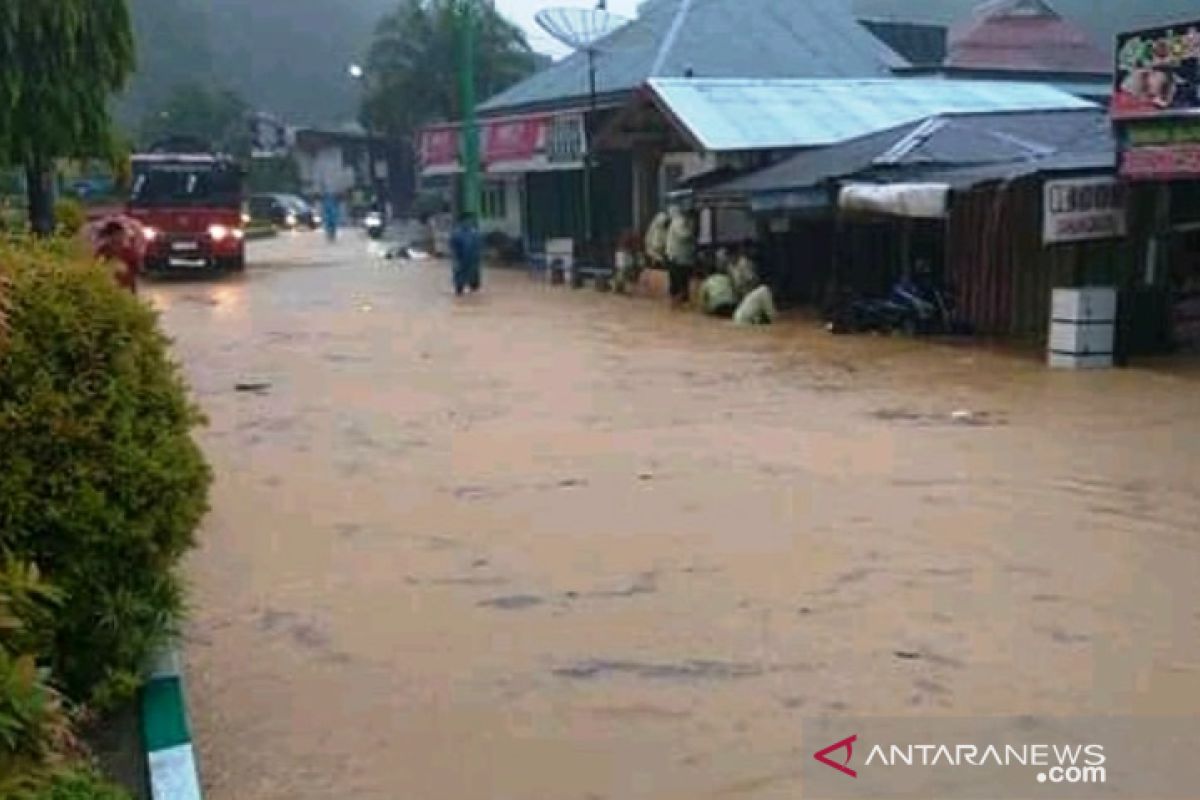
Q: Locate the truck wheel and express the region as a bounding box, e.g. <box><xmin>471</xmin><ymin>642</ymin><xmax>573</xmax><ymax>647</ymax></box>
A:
<box><xmin>220</xmin><ymin>255</ymin><xmax>246</xmax><ymax>273</ymax></box>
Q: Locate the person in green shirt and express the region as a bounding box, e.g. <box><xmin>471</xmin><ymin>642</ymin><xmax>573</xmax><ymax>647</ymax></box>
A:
<box><xmin>734</xmin><ymin>284</ymin><xmax>778</xmax><ymax>326</ymax></box>
<box><xmin>729</xmin><ymin>241</ymin><xmax>761</xmax><ymax>301</ymax></box>
<box><xmin>699</xmin><ymin>272</ymin><xmax>737</xmax><ymax>317</ymax></box>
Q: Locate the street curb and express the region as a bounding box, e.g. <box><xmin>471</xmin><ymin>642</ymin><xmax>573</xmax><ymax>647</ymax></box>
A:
<box><xmin>140</xmin><ymin>647</ymin><xmax>203</xmax><ymax>800</ymax></box>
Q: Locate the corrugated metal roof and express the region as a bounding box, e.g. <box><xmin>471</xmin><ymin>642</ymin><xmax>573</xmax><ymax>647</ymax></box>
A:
<box><xmin>479</xmin><ymin>0</ymin><xmax>906</xmax><ymax>115</ymax></box>
<box><xmin>648</xmin><ymin>77</ymin><xmax>1097</xmax><ymax>152</ymax></box>
<box><xmin>706</xmin><ymin>107</ymin><xmax>1112</xmax><ymax>200</ymax></box>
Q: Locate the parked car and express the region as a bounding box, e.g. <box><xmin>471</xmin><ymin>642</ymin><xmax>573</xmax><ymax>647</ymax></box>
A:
<box><xmin>248</xmin><ymin>193</ymin><xmax>320</xmax><ymax>230</ymax></box>
<box><xmin>70</xmin><ymin>176</ymin><xmax>115</xmax><ymax>200</ymax></box>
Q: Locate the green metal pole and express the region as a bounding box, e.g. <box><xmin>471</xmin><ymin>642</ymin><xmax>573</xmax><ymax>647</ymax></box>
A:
<box><xmin>583</xmin><ymin>47</ymin><xmax>596</xmax><ymax>254</ymax></box>
<box><xmin>458</xmin><ymin>0</ymin><xmax>481</xmax><ymax>218</ymax></box>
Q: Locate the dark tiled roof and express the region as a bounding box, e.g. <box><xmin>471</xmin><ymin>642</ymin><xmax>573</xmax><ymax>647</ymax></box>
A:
<box><xmin>861</xmin><ymin>20</ymin><xmax>948</xmax><ymax>67</ymax></box>
<box><xmin>878</xmin><ymin>106</ymin><xmax>1113</xmax><ymax>165</ymax></box>
<box><xmin>897</xmin><ymin>148</ymin><xmax>1116</xmax><ymax>188</ymax></box>
<box><xmin>705</xmin><ymin>123</ymin><xmax>922</xmax><ymax>197</ymax></box>
<box><xmin>479</xmin><ymin>0</ymin><xmax>907</xmax><ymax>115</ymax></box>
<box><xmin>855</xmin><ymin>0</ymin><xmax>1199</xmax><ymax>70</ymax></box>
<box><xmin>708</xmin><ymin>107</ymin><xmax>1112</xmax><ymax>197</ymax></box>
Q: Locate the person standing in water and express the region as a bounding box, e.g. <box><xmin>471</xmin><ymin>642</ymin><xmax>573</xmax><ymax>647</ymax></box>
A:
<box><xmin>664</xmin><ymin>206</ymin><xmax>696</xmax><ymax>307</ymax></box>
<box><xmin>321</xmin><ymin>193</ymin><xmax>340</xmax><ymax>242</ymax></box>
<box><xmin>643</xmin><ymin>211</ymin><xmax>670</xmax><ymax>272</ymax></box>
<box><xmin>449</xmin><ymin>212</ymin><xmax>482</xmax><ymax>296</ymax></box>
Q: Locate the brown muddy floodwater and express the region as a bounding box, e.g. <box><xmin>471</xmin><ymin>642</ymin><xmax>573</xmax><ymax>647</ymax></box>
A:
<box><xmin>149</xmin><ymin>234</ymin><xmax>1200</xmax><ymax>800</ymax></box>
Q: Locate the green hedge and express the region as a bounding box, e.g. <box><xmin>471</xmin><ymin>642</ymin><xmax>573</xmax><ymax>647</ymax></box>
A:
<box><xmin>0</xmin><ymin>237</ymin><xmax>211</xmax><ymax>709</ymax></box>
<box><xmin>0</xmin><ymin>555</ymin><xmax>129</xmax><ymax>798</ymax></box>
<box><xmin>21</xmin><ymin>768</ymin><xmax>132</xmax><ymax>800</ymax></box>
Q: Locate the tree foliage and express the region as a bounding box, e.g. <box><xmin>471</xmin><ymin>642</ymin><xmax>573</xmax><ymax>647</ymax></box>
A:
<box><xmin>363</xmin><ymin>0</ymin><xmax>541</xmax><ymax>137</ymax></box>
<box><xmin>138</xmin><ymin>82</ymin><xmax>251</xmax><ymax>156</ymax></box>
<box><xmin>0</xmin><ymin>0</ymin><xmax>136</xmax><ymax>166</ymax></box>
<box><xmin>1</xmin><ymin>0</ymin><xmax>136</xmax><ymax>232</ymax></box>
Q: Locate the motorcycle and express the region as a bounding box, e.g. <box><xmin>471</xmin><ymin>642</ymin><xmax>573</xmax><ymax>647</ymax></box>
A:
<box><xmin>827</xmin><ymin>276</ymin><xmax>957</xmax><ymax>336</ymax></box>
<box><xmin>888</xmin><ymin>276</ymin><xmax>954</xmax><ymax>335</ymax></box>
<box><xmin>364</xmin><ymin>211</ymin><xmax>385</xmax><ymax>240</ymax></box>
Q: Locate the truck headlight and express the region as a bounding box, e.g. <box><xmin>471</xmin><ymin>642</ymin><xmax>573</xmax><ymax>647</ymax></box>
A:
<box><xmin>208</xmin><ymin>224</ymin><xmax>230</xmax><ymax>241</ymax></box>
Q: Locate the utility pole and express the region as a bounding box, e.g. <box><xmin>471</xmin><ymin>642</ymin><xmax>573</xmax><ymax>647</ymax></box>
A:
<box><xmin>458</xmin><ymin>0</ymin><xmax>481</xmax><ymax>219</ymax></box>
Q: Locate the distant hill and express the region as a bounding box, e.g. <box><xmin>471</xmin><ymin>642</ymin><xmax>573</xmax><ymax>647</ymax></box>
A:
<box><xmin>120</xmin><ymin>0</ymin><xmax>397</xmax><ymax>128</ymax></box>
<box><xmin>120</xmin><ymin>0</ymin><xmax>1190</xmax><ymax>132</ymax></box>
<box><xmin>854</xmin><ymin>0</ymin><xmax>1199</xmax><ymax>52</ymax></box>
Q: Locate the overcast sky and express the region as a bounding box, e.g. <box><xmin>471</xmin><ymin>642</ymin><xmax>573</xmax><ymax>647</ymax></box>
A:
<box><xmin>495</xmin><ymin>0</ymin><xmax>643</xmax><ymax>57</ymax></box>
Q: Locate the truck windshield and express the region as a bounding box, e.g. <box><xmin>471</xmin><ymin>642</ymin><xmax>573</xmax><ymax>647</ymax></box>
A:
<box><xmin>130</xmin><ymin>164</ymin><xmax>241</xmax><ymax>208</ymax></box>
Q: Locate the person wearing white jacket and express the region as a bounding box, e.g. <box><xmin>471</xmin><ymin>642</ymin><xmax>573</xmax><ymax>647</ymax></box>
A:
<box><xmin>643</xmin><ymin>211</ymin><xmax>669</xmax><ymax>268</ymax></box>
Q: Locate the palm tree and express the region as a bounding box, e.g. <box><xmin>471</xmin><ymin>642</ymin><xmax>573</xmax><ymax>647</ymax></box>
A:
<box><xmin>362</xmin><ymin>0</ymin><xmax>541</xmax><ymax>138</ymax></box>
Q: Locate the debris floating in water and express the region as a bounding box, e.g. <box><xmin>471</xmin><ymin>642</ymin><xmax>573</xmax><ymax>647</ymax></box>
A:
<box><xmin>235</xmin><ymin>382</ymin><xmax>272</xmax><ymax>395</ymax></box>
<box><xmin>478</xmin><ymin>595</ymin><xmax>544</xmax><ymax>611</ymax></box>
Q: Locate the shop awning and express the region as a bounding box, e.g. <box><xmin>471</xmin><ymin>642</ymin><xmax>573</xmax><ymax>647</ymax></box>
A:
<box><xmin>839</xmin><ymin>182</ymin><xmax>950</xmax><ymax>219</ymax></box>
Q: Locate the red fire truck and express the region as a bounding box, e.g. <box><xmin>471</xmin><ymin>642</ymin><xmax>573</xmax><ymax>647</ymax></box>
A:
<box><xmin>127</xmin><ymin>143</ymin><xmax>246</xmax><ymax>273</ymax></box>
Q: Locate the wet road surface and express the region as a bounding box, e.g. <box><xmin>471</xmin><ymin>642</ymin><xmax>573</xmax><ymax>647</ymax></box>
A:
<box><xmin>150</xmin><ymin>233</ymin><xmax>1200</xmax><ymax>799</ymax></box>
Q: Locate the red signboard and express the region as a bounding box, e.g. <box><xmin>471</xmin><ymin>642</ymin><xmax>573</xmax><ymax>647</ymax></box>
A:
<box><xmin>418</xmin><ymin>113</ymin><xmax>581</xmax><ymax>174</ymax></box>
<box><xmin>483</xmin><ymin>116</ymin><xmax>548</xmax><ymax>164</ymax></box>
<box><xmin>1120</xmin><ymin>143</ymin><xmax>1200</xmax><ymax>180</ymax></box>
<box><xmin>420</xmin><ymin>126</ymin><xmax>459</xmax><ymax>168</ymax></box>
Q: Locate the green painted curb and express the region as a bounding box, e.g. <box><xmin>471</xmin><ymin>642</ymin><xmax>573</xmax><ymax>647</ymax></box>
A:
<box><xmin>140</xmin><ymin>647</ymin><xmax>203</xmax><ymax>800</ymax></box>
<box><xmin>142</xmin><ymin>677</ymin><xmax>190</xmax><ymax>753</ymax></box>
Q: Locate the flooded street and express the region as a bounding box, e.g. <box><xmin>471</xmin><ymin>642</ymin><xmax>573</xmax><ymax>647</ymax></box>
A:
<box><xmin>152</xmin><ymin>233</ymin><xmax>1200</xmax><ymax>800</ymax></box>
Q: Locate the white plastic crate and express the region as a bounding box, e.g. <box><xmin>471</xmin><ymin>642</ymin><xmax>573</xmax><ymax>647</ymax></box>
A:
<box><xmin>1048</xmin><ymin>287</ymin><xmax>1117</xmax><ymax>370</ymax></box>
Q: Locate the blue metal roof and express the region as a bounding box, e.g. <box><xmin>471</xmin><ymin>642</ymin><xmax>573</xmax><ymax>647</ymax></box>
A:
<box><xmin>647</xmin><ymin>77</ymin><xmax>1097</xmax><ymax>152</ymax></box>
<box><xmin>479</xmin><ymin>0</ymin><xmax>906</xmax><ymax>115</ymax></box>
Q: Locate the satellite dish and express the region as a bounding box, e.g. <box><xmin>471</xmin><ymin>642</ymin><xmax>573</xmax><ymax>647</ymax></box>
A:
<box><xmin>536</xmin><ymin>6</ymin><xmax>628</xmax><ymax>52</ymax></box>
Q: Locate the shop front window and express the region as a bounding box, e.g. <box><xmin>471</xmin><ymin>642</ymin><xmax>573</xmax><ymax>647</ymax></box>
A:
<box><xmin>481</xmin><ymin>182</ymin><xmax>507</xmax><ymax>220</ymax></box>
